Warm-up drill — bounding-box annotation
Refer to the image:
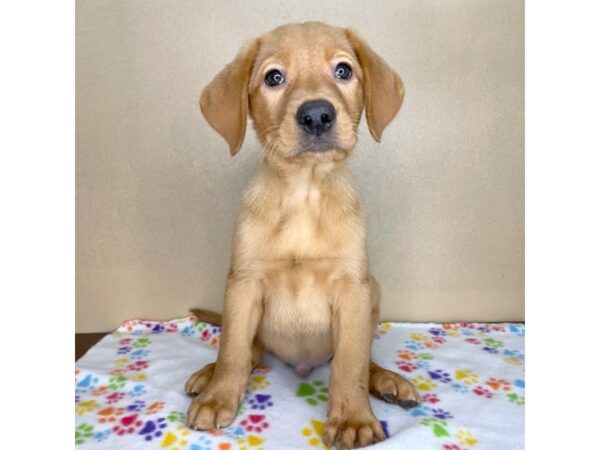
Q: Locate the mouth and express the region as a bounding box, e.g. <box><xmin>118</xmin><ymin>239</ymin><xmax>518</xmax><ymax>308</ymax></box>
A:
<box><xmin>299</xmin><ymin>135</ymin><xmax>340</xmax><ymax>154</ymax></box>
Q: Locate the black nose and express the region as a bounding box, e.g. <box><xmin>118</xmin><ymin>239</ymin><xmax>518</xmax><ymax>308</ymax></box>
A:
<box><xmin>296</xmin><ymin>100</ymin><xmax>336</xmax><ymax>137</ymax></box>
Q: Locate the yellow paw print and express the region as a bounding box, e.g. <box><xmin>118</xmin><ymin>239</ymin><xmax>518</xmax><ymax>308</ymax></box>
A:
<box><xmin>113</xmin><ymin>358</ymin><xmax>130</xmax><ymax>368</ymax></box>
<box><xmin>455</xmin><ymin>370</ymin><xmax>480</xmax><ymax>385</ymax></box>
<box><xmin>456</xmin><ymin>429</ymin><xmax>478</xmax><ymax>446</ymax></box>
<box><xmin>412</xmin><ymin>375</ymin><xmax>437</xmax><ymax>391</ymax></box>
<box><xmin>160</xmin><ymin>424</ymin><xmax>191</xmax><ymax>449</ymax></box>
<box><xmin>410</xmin><ymin>333</ymin><xmax>430</xmax><ymax>342</ymax></box>
<box><xmin>504</xmin><ymin>356</ymin><xmax>524</xmax><ymax>366</ymax></box>
<box><xmin>75</xmin><ymin>400</ymin><xmax>100</xmax><ymax>416</ymax></box>
<box><xmin>446</xmin><ymin>330</ymin><xmax>461</xmax><ymax>338</ymax></box>
<box><xmin>237</xmin><ymin>435</ymin><xmax>265</xmax><ymax>450</ymax></box>
<box><xmin>302</xmin><ymin>420</ymin><xmax>330</xmax><ymax>449</ymax></box>
<box><xmin>247</xmin><ymin>375</ymin><xmax>271</xmax><ymax>392</ymax></box>
<box><xmin>130</xmin><ymin>373</ymin><xmax>147</xmax><ymax>381</ymax></box>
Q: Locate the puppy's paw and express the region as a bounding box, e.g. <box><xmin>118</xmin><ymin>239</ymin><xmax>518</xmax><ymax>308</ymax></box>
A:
<box><xmin>370</xmin><ymin>368</ymin><xmax>420</xmax><ymax>409</ymax></box>
<box><xmin>186</xmin><ymin>388</ymin><xmax>240</xmax><ymax>430</ymax></box>
<box><xmin>185</xmin><ymin>363</ymin><xmax>216</xmax><ymax>397</ymax></box>
<box><xmin>324</xmin><ymin>411</ymin><xmax>385</xmax><ymax>449</ymax></box>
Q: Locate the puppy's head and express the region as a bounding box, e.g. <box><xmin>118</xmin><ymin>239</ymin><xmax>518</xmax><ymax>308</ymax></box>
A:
<box><xmin>200</xmin><ymin>22</ymin><xmax>404</xmax><ymax>165</ymax></box>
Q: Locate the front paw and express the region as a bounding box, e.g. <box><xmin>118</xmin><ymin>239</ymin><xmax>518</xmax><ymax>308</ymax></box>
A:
<box><xmin>186</xmin><ymin>384</ymin><xmax>242</xmax><ymax>430</ymax></box>
<box><xmin>324</xmin><ymin>411</ymin><xmax>385</xmax><ymax>449</ymax></box>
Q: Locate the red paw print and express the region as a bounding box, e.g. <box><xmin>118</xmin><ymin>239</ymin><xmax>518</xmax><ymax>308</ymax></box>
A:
<box><xmin>432</xmin><ymin>336</ymin><xmax>446</xmax><ymax>344</ymax></box>
<box><xmin>119</xmin><ymin>338</ymin><xmax>133</xmax><ymax>345</ymax></box>
<box><xmin>396</xmin><ymin>360</ymin><xmax>418</xmax><ymax>372</ymax></box>
<box><xmin>240</xmin><ymin>414</ymin><xmax>269</xmax><ymax>433</ymax></box>
<box><xmin>106</xmin><ymin>392</ymin><xmax>125</xmax><ymax>404</ymax></box>
<box><xmin>112</xmin><ymin>413</ymin><xmax>144</xmax><ymax>435</ymax></box>
<box><xmin>473</xmin><ymin>386</ymin><xmax>494</xmax><ymax>399</ymax></box>
<box><xmin>485</xmin><ymin>378</ymin><xmax>511</xmax><ymax>392</ymax></box>
<box><xmin>443</xmin><ymin>444</ymin><xmax>465</xmax><ymax>450</ymax></box>
<box><xmin>421</xmin><ymin>394</ymin><xmax>440</xmax><ymax>404</ymax></box>
<box><xmin>127</xmin><ymin>361</ymin><xmax>149</xmax><ymax>372</ymax></box>
<box><xmin>465</xmin><ymin>338</ymin><xmax>481</xmax><ymax>345</ymax></box>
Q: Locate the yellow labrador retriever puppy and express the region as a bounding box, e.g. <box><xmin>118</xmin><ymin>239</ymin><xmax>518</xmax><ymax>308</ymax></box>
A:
<box><xmin>186</xmin><ymin>22</ymin><xmax>419</xmax><ymax>449</ymax></box>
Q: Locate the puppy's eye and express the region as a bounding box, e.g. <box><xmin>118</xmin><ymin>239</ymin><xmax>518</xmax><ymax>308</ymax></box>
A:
<box><xmin>334</xmin><ymin>63</ymin><xmax>352</xmax><ymax>80</ymax></box>
<box><xmin>265</xmin><ymin>69</ymin><xmax>285</xmax><ymax>87</ymax></box>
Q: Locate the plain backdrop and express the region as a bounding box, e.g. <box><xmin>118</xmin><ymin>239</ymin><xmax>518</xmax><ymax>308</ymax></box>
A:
<box><xmin>76</xmin><ymin>0</ymin><xmax>524</xmax><ymax>332</ymax></box>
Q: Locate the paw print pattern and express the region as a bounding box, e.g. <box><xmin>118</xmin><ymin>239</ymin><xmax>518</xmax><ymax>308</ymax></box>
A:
<box><xmin>247</xmin><ymin>375</ymin><xmax>270</xmax><ymax>392</ymax></box>
<box><xmin>421</xmin><ymin>417</ymin><xmax>450</xmax><ymax>437</ymax></box>
<box><xmin>75</xmin><ymin>423</ymin><xmax>94</xmax><ymax>445</ymax></box>
<box><xmin>296</xmin><ymin>380</ymin><xmax>328</xmax><ymax>405</ymax></box>
<box><xmin>396</xmin><ymin>360</ymin><xmax>418</xmax><ymax>372</ymax></box>
<box><xmin>397</xmin><ymin>350</ymin><xmax>418</xmax><ymax>360</ymax></box>
<box><xmin>108</xmin><ymin>375</ymin><xmax>128</xmax><ymax>390</ymax></box>
<box><xmin>451</xmin><ymin>383</ymin><xmax>470</xmax><ymax>394</ymax></box>
<box><xmin>93</xmin><ymin>429</ymin><xmax>111</xmax><ymax>442</ymax></box>
<box><xmin>190</xmin><ymin>435</ymin><xmax>213</xmax><ymax>450</ymax></box>
<box><xmin>138</xmin><ymin>417</ymin><xmax>167</xmax><ymax>441</ymax></box>
<box><xmin>97</xmin><ymin>406</ymin><xmax>126</xmax><ymax>423</ymax></box>
<box><xmin>301</xmin><ymin>420</ymin><xmax>328</xmax><ymax>449</ymax></box>
<box><xmin>127</xmin><ymin>361</ymin><xmax>149</xmax><ymax>372</ymax></box>
<box><xmin>112</xmin><ymin>413</ymin><xmax>144</xmax><ymax>435</ymax></box>
<box><xmin>456</xmin><ymin>429</ymin><xmax>478</xmax><ymax>446</ymax></box>
<box><xmin>410</xmin><ymin>404</ymin><xmax>433</xmax><ymax>417</ymax></box>
<box><xmin>106</xmin><ymin>392</ymin><xmax>125</xmax><ymax>404</ymax></box>
<box><xmin>412</xmin><ymin>375</ymin><xmax>438</xmax><ymax>392</ymax></box>
<box><xmin>482</xmin><ymin>338</ymin><xmax>504</xmax><ymax>349</ymax></box>
<box><xmin>166</xmin><ymin>410</ymin><xmax>186</xmax><ymax>423</ymax></box>
<box><xmin>237</xmin><ymin>435</ymin><xmax>265</xmax><ymax>450</ymax></box>
<box><xmin>247</xmin><ymin>393</ymin><xmax>273</xmax><ymax>410</ymax></box>
<box><xmin>76</xmin><ymin>400</ymin><xmax>100</xmax><ymax>416</ymax></box>
<box><xmin>240</xmin><ymin>414</ymin><xmax>269</xmax><ymax>433</ymax></box>
<box><xmin>132</xmin><ymin>337</ymin><xmax>151</xmax><ymax>348</ymax></box>
<box><xmin>126</xmin><ymin>400</ymin><xmax>146</xmax><ymax>411</ymax></box>
<box><xmin>428</xmin><ymin>369</ymin><xmax>452</xmax><ymax>383</ymax></box>
<box><xmin>90</xmin><ymin>385</ymin><xmax>110</xmax><ymax>397</ymax></box>
<box><xmin>422</xmin><ymin>393</ymin><xmax>440</xmax><ymax>404</ymax></box>
<box><xmin>432</xmin><ymin>408</ymin><xmax>453</xmax><ymax>419</ymax></box>
<box><xmin>160</xmin><ymin>424</ymin><xmax>191</xmax><ymax>450</ymax></box>
<box><xmin>507</xmin><ymin>392</ymin><xmax>525</xmax><ymax>405</ymax></box>
<box><xmin>129</xmin><ymin>348</ymin><xmax>150</xmax><ymax>360</ymax></box>
<box><xmin>486</xmin><ymin>378</ymin><xmax>512</xmax><ymax>392</ymax></box>
<box><xmin>473</xmin><ymin>385</ymin><xmax>494</xmax><ymax>399</ymax></box>
<box><xmin>128</xmin><ymin>384</ymin><xmax>147</xmax><ymax>396</ymax></box>
<box><xmin>76</xmin><ymin>374</ymin><xmax>99</xmax><ymax>394</ymax></box>
<box><xmin>251</xmin><ymin>363</ymin><xmax>272</xmax><ymax>374</ymax></box>
<box><xmin>145</xmin><ymin>401</ymin><xmax>165</xmax><ymax>414</ymax></box>
<box><xmin>454</xmin><ymin>370</ymin><xmax>479</xmax><ymax>385</ymax></box>
<box><xmin>428</xmin><ymin>327</ymin><xmax>447</xmax><ymax>337</ymax></box>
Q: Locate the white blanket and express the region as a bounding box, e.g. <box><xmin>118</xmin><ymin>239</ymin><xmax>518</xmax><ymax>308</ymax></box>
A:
<box><xmin>75</xmin><ymin>316</ymin><xmax>525</xmax><ymax>449</ymax></box>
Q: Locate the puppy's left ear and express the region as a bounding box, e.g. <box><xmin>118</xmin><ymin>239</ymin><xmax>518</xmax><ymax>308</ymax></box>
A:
<box><xmin>345</xmin><ymin>29</ymin><xmax>404</xmax><ymax>142</ymax></box>
<box><xmin>200</xmin><ymin>39</ymin><xmax>259</xmax><ymax>156</ymax></box>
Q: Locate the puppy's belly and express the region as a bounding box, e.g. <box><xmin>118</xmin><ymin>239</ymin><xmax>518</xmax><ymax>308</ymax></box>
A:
<box><xmin>257</xmin><ymin>284</ymin><xmax>334</xmax><ymax>372</ymax></box>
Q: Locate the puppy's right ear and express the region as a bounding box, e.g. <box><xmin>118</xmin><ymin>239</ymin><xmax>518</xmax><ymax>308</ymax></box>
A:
<box><xmin>200</xmin><ymin>40</ymin><xmax>259</xmax><ymax>156</ymax></box>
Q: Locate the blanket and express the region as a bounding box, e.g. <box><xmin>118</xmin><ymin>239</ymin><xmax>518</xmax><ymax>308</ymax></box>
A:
<box><xmin>75</xmin><ymin>317</ymin><xmax>525</xmax><ymax>449</ymax></box>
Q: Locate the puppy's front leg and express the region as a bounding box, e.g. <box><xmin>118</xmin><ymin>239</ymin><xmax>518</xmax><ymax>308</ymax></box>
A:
<box><xmin>324</xmin><ymin>280</ymin><xmax>385</xmax><ymax>449</ymax></box>
<box><xmin>187</xmin><ymin>274</ymin><xmax>262</xmax><ymax>430</ymax></box>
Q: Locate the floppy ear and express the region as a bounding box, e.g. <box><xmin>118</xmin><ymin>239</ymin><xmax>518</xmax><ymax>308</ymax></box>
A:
<box><xmin>200</xmin><ymin>40</ymin><xmax>259</xmax><ymax>156</ymax></box>
<box><xmin>345</xmin><ymin>29</ymin><xmax>404</xmax><ymax>142</ymax></box>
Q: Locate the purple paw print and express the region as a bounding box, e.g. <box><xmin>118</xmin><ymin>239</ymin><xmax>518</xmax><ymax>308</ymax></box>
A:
<box><xmin>139</xmin><ymin>417</ymin><xmax>167</xmax><ymax>441</ymax></box>
<box><xmin>117</xmin><ymin>346</ymin><xmax>131</xmax><ymax>354</ymax></box>
<box><xmin>428</xmin><ymin>327</ymin><xmax>446</xmax><ymax>337</ymax></box>
<box><xmin>248</xmin><ymin>394</ymin><xmax>273</xmax><ymax>410</ymax></box>
<box><xmin>428</xmin><ymin>369</ymin><xmax>452</xmax><ymax>383</ymax></box>
<box><xmin>483</xmin><ymin>346</ymin><xmax>499</xmax><ymax>354</ymax></box>
<box><xmin>432</xmin><ymin>408</ymin><xmax>453</xmax><ymax>420</ymax></box>
<box><xmin>127</xmin><ymin>400</ymin><xmax>146</xmax><ymax>412</ymax></box>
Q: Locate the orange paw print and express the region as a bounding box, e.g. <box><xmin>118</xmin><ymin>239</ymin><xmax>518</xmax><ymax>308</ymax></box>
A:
<box><xmin>397</xmin><ymin>350</ymin><xmax>418</xmax><ymax>361</ymax></box>
<box><xmin>97</xmin><ymin>406</ymin><xmax>126</xmax><ymax>423</ymax></box>
<box><xmin>485</xmin><ymin>378</ymin><xmax>512</xmax><ymax>392</ymax></box>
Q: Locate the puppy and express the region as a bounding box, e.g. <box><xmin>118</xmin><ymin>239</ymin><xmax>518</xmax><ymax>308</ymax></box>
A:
<box><xmin>186</xmin><ymin>22</ymin><xmax>419</xmax><ymax>449</ymax></box>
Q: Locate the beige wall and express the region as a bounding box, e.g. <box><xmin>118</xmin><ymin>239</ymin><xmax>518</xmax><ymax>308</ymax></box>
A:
<box><xmin>76</xmin><ymin>0</ymin><xmax>524</xmax><ymax>332</ymax></box>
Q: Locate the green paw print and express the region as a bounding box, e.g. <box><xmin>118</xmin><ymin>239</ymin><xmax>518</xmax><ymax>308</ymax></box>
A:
<box><xmin>296</xmin><ymin>380</ymin><xmax>328</xmax><ymax>406</ymax></box>
<box><xmin>417</xmin><ymin>352</ymin><xmax>434</xmax><ymax>360</ymax></box>
<box><xmin>108</xmin><ymin>375</ymin><xmax>127</xmax><ymax>390</ymax></box>
<box><xmin>132</xmin><ymin>337</ymin><xmax>151</xmax><ymax>348</ymax></box>
<box><xmin>421</xmin><ymin>418</ymin><xmax>450</xmax><ymax>438</ymax></box>
<box><xmin>507</xmin><ymin>392</ymin><xmax>525</xmax><ymax>405</ymax></box>
<box><xmin>483</xmin><ymin>338</ymin><xmax>504</xmax><ymax>349</ymax></box>
<box><xmin>166</xmin><ymin>410</ymin><xmax>186</xmax><ymax>423</ymax></box>
<box><xmin>75</xmin><ymin>423</ymin><xmax>94</xmax><ymax>445</ymax></box>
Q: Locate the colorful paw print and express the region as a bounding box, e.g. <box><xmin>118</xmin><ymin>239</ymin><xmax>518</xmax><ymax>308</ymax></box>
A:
<box><xmin>428</xmin><ymin>327</ymin><xmax>447</xmax><ymax>337</ymax></box>
<box><xmin>412</xmin><ymin>375</ymin><xmax>438</xmax><ymax>392</ymax></box>
<box><xmin>129</xmin><ymin>384</ymin><xmax>147</xmax><ymax>396</ymax></box>
<box><xmin>76</xmin><ymin>400</ymin><xmax>100</xmax><ymax>416</ymax></box>
<box><xmin>237</xmin><ymin>435</ymin><xmax>265</xmax><ymax>450</ymax></box>
<box><xmin>251</xmin><ymin>363</ymin><xmax>272</xmax><ymax>374</ymax></box>
<box><xmin>507</xmin><ymin>392</ymin><xmax>525</xmax><ymax>405</ymax></box>
<box><xmin>485</xmin><ymin>378</ymin><xmax>512</xmax><ymax>392</ymax></box>
<box><xmin>451</xmin><ymin>383</ymin><xmax>470</xmax><ymax>394</ymax></box>
<box><xmin>432</xmin><ymin>408</ymin><xmax>453</xmax><ymax>420</ymax></box>
<box><xmin>428</xmin><ymin>369</ymin><xmax>452</xmax><ymax>384</ymax></box>
<box><xmin>422</xmin><ymin>393</ymin><xmax>440</xmax><ymax>404</ymax></box>
<box><xmin>93</xmin><ymin>429</ymin><xmax>111</xmax><ymax>442</ymax></box>
<box><xmin>127</xmin><ymin>360</ymin><xmax>149</xmax><ymax>371</ymax></box>
<box><xmin>112</xmin><ymin>413</ymin><xmax>144</xmax><ymax>435</ymax></box>
<box><xmin>190</xmin><ymin>435</ymin><xmax>213</xmax><ymax>450</ymax></box>
<box><xmin>97</xmin><ymin>406</ymin><xmax>126</xmax><ymax>423</ymax></box>
<box><xmin>108</xmin><ymin>375</ymin><xmax>128</xmax><ymax>390</ymax></box>
<box><xmin>145</xmin><ymin>401</ymin><xmax>166</xmax><ymax>414</ymax></box>
<box><xmin>129</xmin><ymin>348</ymin><xmax>150</xmax><ymax>360</ymax></box>
<box><xmin>106</xmin><ymin>391</ymin><xmax>126</xmax><ymax>403</ymax></box>
<box><xmin>456</xmin><ymin>429</ymin><xmax>478</xmax><ymax>446</ymax></box>
<box><xmin>247</xmin><ymin>375</ymin><xmax>270</xmax><ymax>392</ymax></box>
<box><xmin>396</xmin><ymin>360</ymin><xmax>418</xmax><ymax>372</ymax></box>
<box><xmin>421</xmin><ymin>417</ymin><xmax>450</xmax><ymax>437</ymax></box>
<box><xmin>296</xmin><ymin>380</ymin><xmax>328</xmax><ymax>405</ymax></box>
<box><xmin>464</xmin><ymin>338</ymin><xmax>481</xmax><ymax>345</ymax></box>
<box><xmin>75</xmin><ymin>423</ymin><xmax>94</xmax><ymax>445</ymax></box>
<box><xmin>240</xmin><ymin>414</ymin><xmax>269</xmax><ymax>433</ymax></box>
<box><xmin>139</xmin><ymin>417</ymin><xmax>167</xmax><ymax>441</ymax></box>
<box><xmin>247</xmin><ymin>393</ymin><xmax>273</xmax><ymax>410</ymax></box>
<box><xmin>132</xmin><ymin>337</ymin><xmax>152</xmax><ymax>348</ymax></box>
<box><xmin>397</xmin><ymin>350</ymin><xmax>418</xmax><ymax>361</ymax></box>
<box><xmin>410</xmin><ymin>404</ymin><xmax>433</xmax><ymax>417</ymax></box>
<box><xmin>160</xmin><ymin>424</ymin><xmax>191</xmax><ymax>450</ymax></box>
<box><xmin>454</xmin><ymin>370</ymin><xmax>479</xmax><ymax>385</ymax></box>
<box><xmin>473</xmin><ymin>385</ymin><xmax>494</xmax><ymax>399</ymax></box>
<box><xmin>302</xmin><ymin>420</ymin><xmax>329</xmax><ymax>449</ymax></box>
<box><xmin>76</xmin><ymin>373</ymin><xmax>99</xmax><ymax>394</ymax></box>
<box><xmin>166</xmin><ymin>410</ymin><xmax>186</xmax><ymax>423</ymax></box>
<box><xmin>90</xmin><ymin>385</ymin><xmax>110</xmax><ymax>397</ymax></box>
<box><xmin>126</xmin><ymin>400</ymin><xmax>146</xmax><ymax>412</ymax></box>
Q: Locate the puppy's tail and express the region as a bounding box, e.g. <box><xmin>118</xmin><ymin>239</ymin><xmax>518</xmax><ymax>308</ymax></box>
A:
<box><xmin>190</xmin><ymin>308</ymin><xmax>222</xmax><ymax>326</ymax></box>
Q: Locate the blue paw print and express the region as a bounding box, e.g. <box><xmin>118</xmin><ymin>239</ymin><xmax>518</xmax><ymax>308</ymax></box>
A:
<box><xmin>132</xmin><ymin>329</ymin><xmax>145</xmax><ymax>336</ymax></box>
<box><xmin>223</xmin><ymin>426</ymin><xmax>245</xmax><ymax>440</ymax></box>
<box><xmin>151</xmin><ymin>324</ymin><xmax>165</xmax><ymax>334</ymax></box>
<box><xmin>428</xmin><ymin>369</ymin><xmax>452</xmax><ymax>383</ymax></box>
<box><xmin>181</xmin><ymin>325</ymin><xmax>196</xmax><ymax>336</ymax></box>
<box><xmin>508</xmin><ymin>324</ymin><xmax>525</xmax><ymax>336</ymax></box>
<box><xmin>139</xmin><ymin>417</ymin><xmax>167</xmax><ymax>441</ymax></box>
<box><xmin>190</xmin><ymin>435</ymin><xmax>212</xmax><ymax>450</ymax></box>
<box><xmin>461</xmin><ymin>329</ymin><xmax>474</xmax><ymax>336</ymax></box>
<box><xmin>410</xmin><ymin>405</ymin><xmax>432</xmax><ymax>417</ymax></box>
<box><xmin>127</xmin><ymin>400</ymin><xmax>146</xmax><ymax>411</ymax></box>
<box><xmin>247</xmin><ymin>393</ymin><xmax>273</xmax><ymax>410</ymax></box>
<box><xmin>432</xmin><ymin>408</ymin><xmax>453</xmax><ymax>419</ymax></box>
<box><xmin>415</xmin><ymin>360</ymin><xmax>431</xmax><ymax>370</ymax></box>
<box><xmin>514</xmin><ymin>379</ymin><xmax>525</xmax><ymax>390</ymax></box>
<box><xmin>76</xmin><ymin>374</ymin><xmax>99</xmax><ymax>394</ymax></box>
<box><xmin>129</xmin><ymin>384</ymin><xmax>147</xmax><ymax>396</ymax></box>
<box><xmin>94</xmin><ymin>430</ymin><xmax>111</xmax><ymax>442</ymax></box>
<box><xmin>129</xmin><ymin>349</ymin><xmax>150</xmax><ymax>361</ymax></box>
<box><xmin>503</xmin><ymin>349</ymin><xmax>525</xmax><ymax>360</ymax></box>
<box><xmin>452</xmin><ymin>383</ymin><xmax>469</xmax><ymax>394</ymax></box>
<box><xmin>405</xmin><ymin>341</ymin><xmax>424</xmax><ymax>351</ymax></box>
